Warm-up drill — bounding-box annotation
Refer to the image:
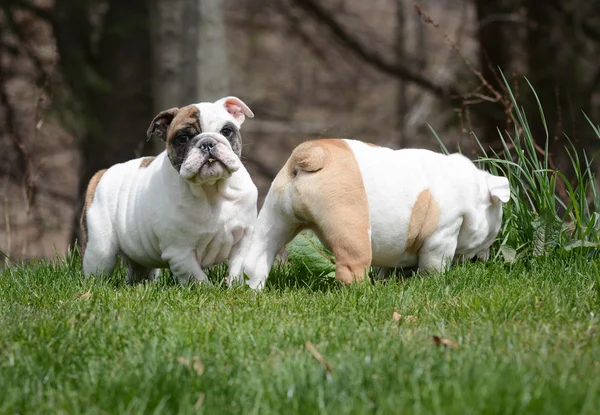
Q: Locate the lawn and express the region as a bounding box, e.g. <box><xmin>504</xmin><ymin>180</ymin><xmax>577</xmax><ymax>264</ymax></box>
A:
<box><xmin>1</xmin><ymin>253</ymin><xmax>599</xmax><ymax>414</ymax></box>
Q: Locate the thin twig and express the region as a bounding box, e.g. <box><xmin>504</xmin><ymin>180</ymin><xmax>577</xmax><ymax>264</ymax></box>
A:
<box><xmin>414</xmin><ymin>3</ymin><xmax>507</xmax><ymax>108</ymax></box>
<box><xmin>305</xmin><ymin>341</ymin><xmax>332</xmax><ymax>373</ymax></box>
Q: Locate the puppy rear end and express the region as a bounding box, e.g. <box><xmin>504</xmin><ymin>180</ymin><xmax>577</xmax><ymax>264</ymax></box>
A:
<box><xmin>242</xmin><ymin>139</ymin><xmax>372</xmax><ymax>289</ymax></box>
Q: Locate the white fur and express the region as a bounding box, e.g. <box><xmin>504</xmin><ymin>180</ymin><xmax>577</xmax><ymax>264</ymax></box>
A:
<box><xmin>242</xmin><ymin>139</ymin><xmax>510</xmax><ymax>290</ymax></box>
<box><xmin>83</xmin><ymin>102</ymin><xmax>257</xmax><ymax>284</ymax></box>
<box><xmin>344</xmin><ymin>139</ymin><xmax>508</xmax><ymax>267</ymax></box>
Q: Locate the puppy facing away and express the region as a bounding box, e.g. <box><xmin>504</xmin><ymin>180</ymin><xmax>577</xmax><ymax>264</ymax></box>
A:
<box><xmin>80</xmin><ymin>96</ymin><xmax>258</xmax><ymax>284</ymax></box>
<box><xmin>237</xmin><ymin>139</ymin><xmax>510</xmax><ymax>290</ymax></box>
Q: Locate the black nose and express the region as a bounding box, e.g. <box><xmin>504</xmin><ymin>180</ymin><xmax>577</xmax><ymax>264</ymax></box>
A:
<box><xmin>199</xmin><ymin>138</ymin><xmax>216</xmax><ymax>154</ymax></box>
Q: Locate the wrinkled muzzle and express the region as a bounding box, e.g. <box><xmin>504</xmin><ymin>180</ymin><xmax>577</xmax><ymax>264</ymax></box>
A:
<box><xmin>180</xmin><ymin>133</ymin><xmax>242</xmax><ymax>182</ymax></box>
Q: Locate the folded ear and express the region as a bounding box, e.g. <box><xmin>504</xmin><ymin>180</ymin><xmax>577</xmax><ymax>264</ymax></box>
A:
<box><xmin>146</xmin><ymin>108</ymin><xmax>179</xmax><ymax>142</ymax></box>
<box><xmin>487</xmin><ymin>174</ymin><xmax>510</xmax><ymax>203</ymax></box>
<box><xmin>216</xmin><ymin>96</ymin><xmax>254</xmax><ymax>125</ymax></box>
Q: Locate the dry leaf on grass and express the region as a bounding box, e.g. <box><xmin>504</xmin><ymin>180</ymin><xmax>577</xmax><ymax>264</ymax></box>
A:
<box><xmin>432</xmin><ymin>336</ymin><xmax>458</xmax><ymax>349</ymax></box>
<box><xmin>393</xmin><ymin>311</ymin><xmax>418</xmax><ymax>323</ymax></box>
<box><xmin>76</xmin><ymin>291</ymin><xmax>91</xmax><ymax>301</ymax></box>
<box><xmin>305</xmin><ymin>341</ymin><xmax>332</xmax><ymax>373</ymax></box>
<box><xmin>193</xmin><ymin>392</ymin><xmax>205</xmax><ymax>410</ymax></box>
<box><xmin>177</xmin><ymin>356</ymin><xmax>205</xmax><ymax>375</ymax></box>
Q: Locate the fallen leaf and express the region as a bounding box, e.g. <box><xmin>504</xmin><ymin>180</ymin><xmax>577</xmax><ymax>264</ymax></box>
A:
<box><xmin>393</xmin><ymin>312</ymin><xmax>418</xmax><ymax>323</ymax></box>
<box><xmin>177</xmin><ymin>356</ymin><xmax>204</xmax><ymax>375</ymax></box>
<box><xmin>192</xmin><ymin>357</ymin><xmax>205</xmax><ymax>376</ymax></box>
<box><xmin>193</xmin><ymin>392</ymin><xmax>205</xmax><ymax>410</ymax></box>
<box><xmin>305</xmin><ymin>341</ymin><xmax>332</xmax><ymax>373</ymax></box>
<box><xmin>76</xmin><ymin>291</ymin><xmax>91</xmax><ymax>301</ymax></box>
<box><xmin>432</xmin><ymin>336</ymin><xmax>458</xmax><ymax>349</ymax></box>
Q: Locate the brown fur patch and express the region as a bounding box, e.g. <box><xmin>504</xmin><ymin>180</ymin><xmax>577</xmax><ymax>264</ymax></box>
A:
<box><xmin>79</xmin><ymin>169</ymin><xmax>107</xmax><ymax>255</ymax></box>
<box><xmin>406</xmin><ymin>189</ymin><xmax>441</xmax><ymax>253</ymax></box>
<box><xmin>365</xmin><ymin>142</ymin><xmax>379</xmax><ymax>147</ymax></box>
<box><xmin>288</xmin><ymin>139</ymin><xmax>372</xmax><ymax>284</ymax></box>
<box><xmin>166</xmin><ymin>106</ymin><xmax>201</xmax><ymax>143</ymax></box>
<box><xmin>164</xmin><ymin>106</ymin><xmax>201</xmax><ymax>168</ymax></box>
<box><xmin>139</xmin><ymin>157</ymin><xmax>155</xmax><ymax>168</ymax></box>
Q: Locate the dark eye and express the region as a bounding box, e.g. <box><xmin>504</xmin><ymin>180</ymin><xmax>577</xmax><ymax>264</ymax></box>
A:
<box><xmin>220</xmin><ymin>127</ymin><xmax>234</xmax><ymax>138</ymax></box>
<box><xmin>176</xmin><ymin>134</ymin><xmax>190</xmax><ymax>144</ymax></box>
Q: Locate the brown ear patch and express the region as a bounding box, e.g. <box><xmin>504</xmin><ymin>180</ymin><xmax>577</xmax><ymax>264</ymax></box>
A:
<box><xmin>79</xmin><ymin>169</ymin><xmax>107</xmax><ymax>255</ymax></box>
<box><xmin>139</xmin><ymin>157</ymin><xmax>155</xmax><ymax>168</ymax></box>
<box><xmin>165</xmin><ymin>106</ymin><xmax>201</xmax><ymax>143</ymax></box>
<box><xmin>406</xmin><ymin>189</ymin><xmax>440</xmax><ymax>253</ymax></box>
<box><xmin>147</xmin><ymin>107</ymin><xmax>179</xmax><ymax>142</ymax></box>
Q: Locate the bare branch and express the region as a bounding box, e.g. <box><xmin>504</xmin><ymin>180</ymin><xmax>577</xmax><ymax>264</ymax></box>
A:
<box><xmin>3</xmin><ymin>0</ymin><xmax>54</xmax><ymax>24</ymax></box>
<box><xmin>289</xmin><ymin>0</ymin><xmax>460</xmax><ymax>102</ymax></box>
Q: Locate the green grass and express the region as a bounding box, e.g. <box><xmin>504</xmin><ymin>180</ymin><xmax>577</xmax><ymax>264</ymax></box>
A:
<box><xmin>1</xmin><ymin>254</ymin><xmax>600</xmax><ymax>414</ymax></box>
<box><xmin>2</xmin><ymin>78</ymin><xmax>600</xmax><ymax>414</ymax></box>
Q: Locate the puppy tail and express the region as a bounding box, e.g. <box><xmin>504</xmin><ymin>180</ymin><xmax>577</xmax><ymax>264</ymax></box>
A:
<box><xmin>487</xmin><ymin>174</ymin><xmax>510</xmax><ymax>203</ymax></box>
<box><xmin>290</xmin><ymin>144</ymin><xmax>326</xmax><ymax>175</ymax></box>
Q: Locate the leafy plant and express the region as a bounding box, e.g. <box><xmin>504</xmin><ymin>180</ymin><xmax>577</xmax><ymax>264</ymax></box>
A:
<box><xmin>286</xmin><ymin>230</ymin><xmax>335</xmax><ymax>279</ymax></box>
<box><xmin>432</xmin><ymin>75</ymin><xmax>600</xmax><ymax>260</ymax></box>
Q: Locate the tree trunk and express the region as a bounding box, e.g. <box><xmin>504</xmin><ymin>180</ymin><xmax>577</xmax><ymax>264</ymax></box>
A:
<box><xmin>473</xmin><ymin>0</ymin><xmax>513</xmax><ymax>145</ymax></box>
<box><xmin>395</xmin><ymin>0</ymin><xmax>407</xmax><ymax>148</ymax></box>
<box><xmin>524</xmin><ymin>0</ymin><xmax>596</xmax><ymax>175</ymax></box>
<box><xmin>197</xmin><ymin>0</ymin><xmax>229</xmax><ymax>100</ymax></box>
<box><xmin>54</xmin><ymin>0</ymin><xmax>153</xmax><ymax>243</ymax></box>
<box><xmin>149</xmin><ymin>0</ymin><xmax>184</xmax><ymax>113</ymax></box>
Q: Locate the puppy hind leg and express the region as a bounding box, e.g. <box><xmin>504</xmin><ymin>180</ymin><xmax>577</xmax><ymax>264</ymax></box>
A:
<box><xmin>318</xmin><ymin>220</ymin><xmax>372</xmax><ymax>285</ymax></box>
<box><xmin>168</xmin><ymin>253</ymin><xmax>209</xmax><ymax>285</ymax></box>
<box><xmin>82</xmin><ymin>237</ymin><xmax>118</xmax><ymax>277</ymax></box>
<box><xmin>309</xmin><ymin>195</ymin><xmax>371</xmax><ymax>284</ymax></box>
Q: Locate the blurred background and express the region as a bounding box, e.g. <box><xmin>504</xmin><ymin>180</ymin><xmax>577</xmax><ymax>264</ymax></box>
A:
<box><xmin>1</xmin><ymin>0</ymin><xmax>599</xmax><ymax>261</ymax></box>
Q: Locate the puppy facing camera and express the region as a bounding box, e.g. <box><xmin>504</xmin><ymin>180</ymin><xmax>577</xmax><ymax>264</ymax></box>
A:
<box><xmin>238</xmin><ymin>139</ymin><xmax>510</xmax><ymax>290</ymax></box>
<box><xmin>80</xmin><ymin>96</ymin><xmax>258</xmax><ymax>285</ymax></box>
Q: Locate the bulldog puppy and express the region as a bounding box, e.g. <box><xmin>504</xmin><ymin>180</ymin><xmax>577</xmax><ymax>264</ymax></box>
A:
<box><xmin>238</xmin><ymin>139</ymin><xmax>510</xmax><ymax>290</ymax></box>
<box><xmin>80</xmin><ymin>96</ymin><xmax>258</xmax><ymax>284</ymax></box>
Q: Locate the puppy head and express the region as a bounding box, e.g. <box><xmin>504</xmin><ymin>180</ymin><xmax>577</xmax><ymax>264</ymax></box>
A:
<box><xmin>146</xmin><ymin>97</ymin><xmax>253</xmax><ymax>184</ymax></box>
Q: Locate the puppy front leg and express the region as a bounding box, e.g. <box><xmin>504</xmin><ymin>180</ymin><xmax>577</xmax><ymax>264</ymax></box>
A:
<box><xmin>168</xmin><ymin>252</ymin><xmax>210</xmax><ymax>285</ymax></box>
<box><xmin>227</xmin><ymin>227</ymin><xmax>253</xmax><ymax>287</ymax></box>
<box><xmin>418</xmin><ymin>226</ymin><xmax>461</xmax><ymax>273</ymax></box>
<box><xmin>241</xmin><ymin>195</ymin><xmax>298</xmax><ymax>290</ymax></box>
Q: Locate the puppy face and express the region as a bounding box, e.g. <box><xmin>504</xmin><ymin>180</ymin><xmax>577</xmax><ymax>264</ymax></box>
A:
<box><xmin>146</xmin><ymin>97</ymin><xmax>253</xmax><ymax>184</ymax></box>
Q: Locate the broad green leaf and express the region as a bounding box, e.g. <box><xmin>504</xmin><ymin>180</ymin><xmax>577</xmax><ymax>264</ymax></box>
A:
<box><xmin>286</xmin><ymin>230</ymin><xmax>336</xmax><ymax>277</ymax></box>
<box><xmin>499</xmin><ymin>245</ymin><xmax>517</xmax><ymax>263</ymax></box>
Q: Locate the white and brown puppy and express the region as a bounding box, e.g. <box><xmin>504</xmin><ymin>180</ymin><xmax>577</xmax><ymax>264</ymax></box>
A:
<box><xmin>237</xmin><ymin>138</ymin><xmax>510</xmax><ymax>290</ymax></box>
<box><xmin>80</xmin><ymin>96</ymin><xmax>257</xmax><ymax>284</ymax></box>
